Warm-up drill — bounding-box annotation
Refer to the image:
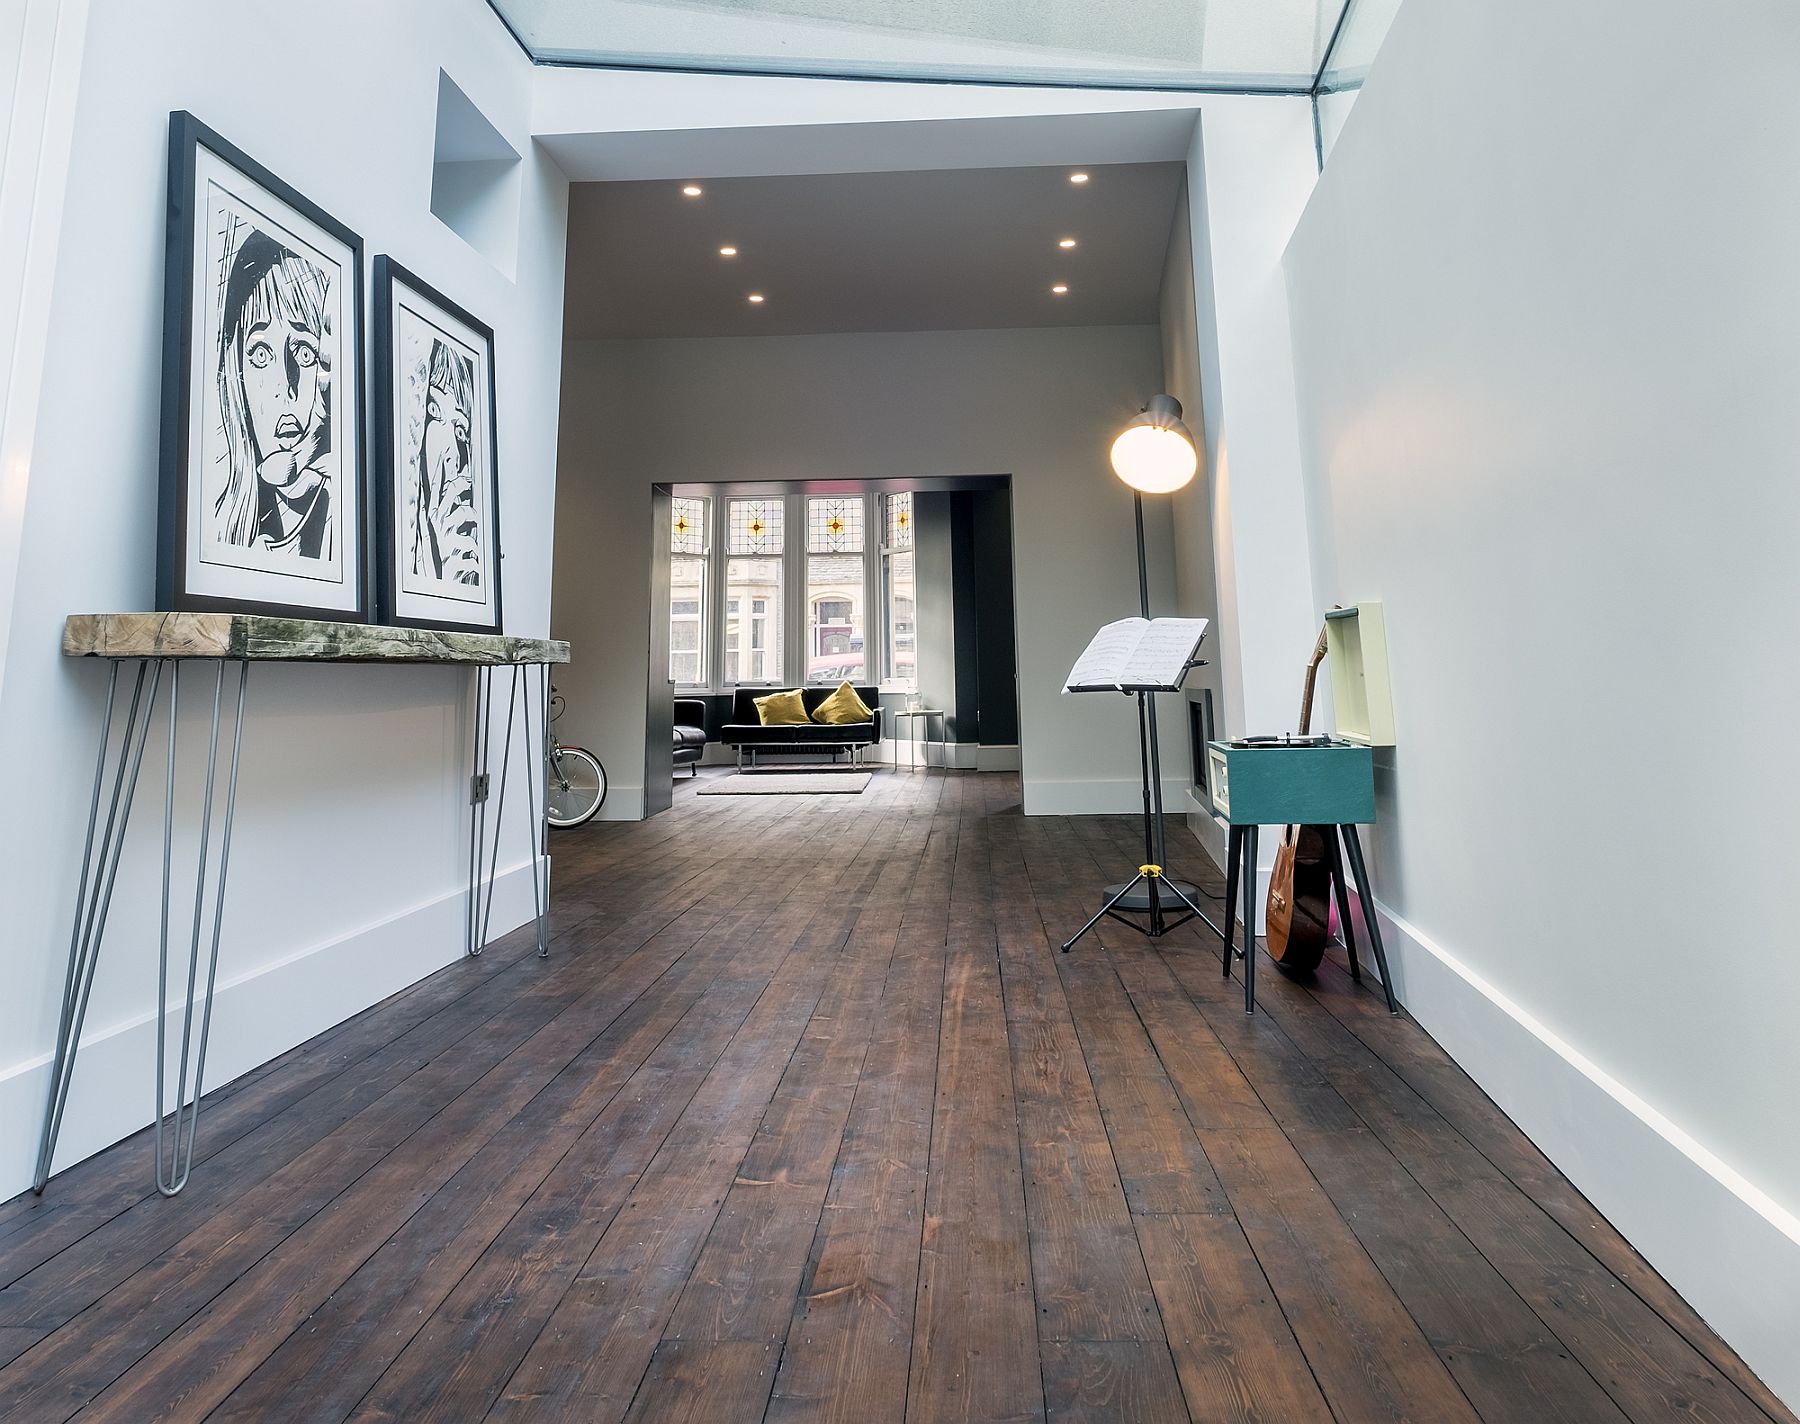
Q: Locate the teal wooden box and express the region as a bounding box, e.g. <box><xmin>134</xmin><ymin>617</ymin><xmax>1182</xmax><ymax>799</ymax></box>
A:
<box><xmin>1205</xmin><ymin>740</ymin><xmax>1376</xmax><ymax>826</ymax></box>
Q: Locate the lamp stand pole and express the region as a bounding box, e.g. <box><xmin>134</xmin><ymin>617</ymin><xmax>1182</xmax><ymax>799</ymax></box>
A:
<box><xmin>1062</xmin><ymin>494</ymin><xmax>1220</xmax><ymax>952</ymax></box>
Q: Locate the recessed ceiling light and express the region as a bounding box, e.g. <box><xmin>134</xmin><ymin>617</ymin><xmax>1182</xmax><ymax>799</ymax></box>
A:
<box><xmin>1058</xmin><ymin>237</ymin><xmax>1078</xmax><ymax>249</ymax></box>
<box><xmin>1069</xmin><ymin>172</ymin><xmax>1089</xmax><ymax>185</ymax></box>
<box><xmin>1050</xmin><ymin>284</ymin><xmax>1069</xmax><ymax>295</ymax></box>
<box><xmin>747</xmin><ymin>292</ymin><xmax>765</xmax><ymax>304</ymax></box>
<box><xmin>681</xmin><ymin>184</ymin><xmax>703</xmax><ymax>197</ymax></box>
<box><xmin>719</xmin><ymin>245</ymin><xmax>738</xmax><ymax>257</ymax></box>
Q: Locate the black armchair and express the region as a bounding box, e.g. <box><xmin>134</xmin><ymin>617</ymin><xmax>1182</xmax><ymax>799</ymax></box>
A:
<box><xmin>673</xmin><ymin>698</ymin><xmax>708</xmax><ymax>777</ymax></box>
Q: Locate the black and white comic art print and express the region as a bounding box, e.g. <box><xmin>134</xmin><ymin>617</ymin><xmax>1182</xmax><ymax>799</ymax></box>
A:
<box><xmin>158</xmin><ymin>112</ymin><xmax>367</xmax><ymax>619</ymax></box>
<box><xmin>373</xmin><ymin>258</ymin><xmax>502</xmax><ymax>633</ymax></box>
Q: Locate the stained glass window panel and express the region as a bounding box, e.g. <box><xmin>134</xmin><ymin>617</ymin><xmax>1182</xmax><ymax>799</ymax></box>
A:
<box><xmin>884</xmin><ymin>492</ymin><xmax>913</xmax><ymax>551</ymax></box>
<box><xmin>671</xmin><ymin>496</ymin><xmax>707</xmax><ymax>555</ymax></box>
<box><xmin>807</xmin><ymin>497</ymin><xmax>864</xmax><ymax>554</ymax></box>
<box><xmin>728</xmin><ymin>498</ymin><xmax>784</xmax><ymax>555</ymax></box>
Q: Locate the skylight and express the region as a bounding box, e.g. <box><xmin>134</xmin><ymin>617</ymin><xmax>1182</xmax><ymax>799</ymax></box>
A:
<box><xmin>487</xmin><ymin>0</ymin><xmax>1388</xmax><ymax>93</ymax></box>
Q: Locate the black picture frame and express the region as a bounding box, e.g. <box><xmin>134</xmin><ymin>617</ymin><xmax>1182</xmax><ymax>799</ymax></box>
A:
<box><xmin>157</xmin><ymin>110</ymin><xmax>369</xmax><ymax>621</ymax></box>
<box><xmin>372</xmin><ymin>256</ymin><xmax>503</xmax><ymax>634</ymax></box>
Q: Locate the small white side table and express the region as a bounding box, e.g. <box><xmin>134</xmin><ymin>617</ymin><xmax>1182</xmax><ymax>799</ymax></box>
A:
<box><xmin>893</xmin><ymin>708</ymin><xmax>945</xmax><ymax>771</ymax></box>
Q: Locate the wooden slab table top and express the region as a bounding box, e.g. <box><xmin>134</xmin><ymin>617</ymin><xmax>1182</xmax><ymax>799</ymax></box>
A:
<box><xmin>63</xmin><ymin>613</ymin><xmax>568</xmax><ymax>665</ymax></box>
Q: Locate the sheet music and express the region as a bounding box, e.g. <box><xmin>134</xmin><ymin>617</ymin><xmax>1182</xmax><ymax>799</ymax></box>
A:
<box><xmin>1121</xmin><ymin>617</ymin><xmax>1209</xmax><ymax>686</ymax></box>
<box><xmin>1062</xmin><ymin>618</ymin><xmax>1146</xmax><ymax>692</ymax></box>
<box><xmin>1063</xmin><ymin>617</ymin><xmax>1209</xmax><ymax>692</ymax></box>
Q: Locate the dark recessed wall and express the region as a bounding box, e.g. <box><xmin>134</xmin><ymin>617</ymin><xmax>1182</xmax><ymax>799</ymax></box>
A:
<box><xmin>915</xmin><ymin>488</ymin><xmax>1018</xmax><ymax>749</ymax></box>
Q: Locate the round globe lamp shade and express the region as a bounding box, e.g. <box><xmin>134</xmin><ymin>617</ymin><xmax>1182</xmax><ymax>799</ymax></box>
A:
<box><xmin>1110</xmin><ymin>395</ymin><xmax>1198</xmax><ymax>494</ymax></box>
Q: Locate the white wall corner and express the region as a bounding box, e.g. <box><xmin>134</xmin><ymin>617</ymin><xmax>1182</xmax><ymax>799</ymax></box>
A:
<box><xmin>0</xmin><ymin>0</ymin><xmax>91</xmax><ymax>701</ymax></box>
<box><xmin>1185</xmin><ymin>101</ymin><xmax>1321</xmax><ymax>739</ymax></box>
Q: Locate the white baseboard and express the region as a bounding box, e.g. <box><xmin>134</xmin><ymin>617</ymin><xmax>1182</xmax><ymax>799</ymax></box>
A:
<box><xmin>599</xmin><ymin>785</ymin><xmax>647</xmax><ymax>820</ymax></box>
<box><xmin>1350</xmin><ymin>890</ymin><xmax>1800</xmax><ymax>1410</ymax></box>
<box><xmin>0</xmin><ymin>860</ymin><xmax>541</xmax><ymax>1200</ymax></box>
<box><xmin>1023</xmin><ymin>776</ymin><xmax>1192</xmax><ymax>817</ymax></box>
<box><xmin>1184</xmin><ymin>789</ymin><xmax>1228</xmax><ymax>876</ymax></box>
<box><xmin>975</xmin><ymin>743</ymin><xmax>1021</xmax><ymax>772</ymax></box>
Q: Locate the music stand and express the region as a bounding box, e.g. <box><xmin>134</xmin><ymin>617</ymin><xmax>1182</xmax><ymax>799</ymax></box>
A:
<box><xmin>1061</xmin><ymin>494</ymin><xmax>1223</xmax><ymax>953</ymax></box>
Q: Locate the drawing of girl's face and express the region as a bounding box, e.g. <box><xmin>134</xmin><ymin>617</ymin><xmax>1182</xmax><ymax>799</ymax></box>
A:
<box><xmin>240</xmin><ymin>278</ymin><xmax>323</xmax><ymax>461</ymax></box>
<box><xmin>423</xmin><ymin>378</ymin><xmax>471</xmax><ymax>489</ymax></box>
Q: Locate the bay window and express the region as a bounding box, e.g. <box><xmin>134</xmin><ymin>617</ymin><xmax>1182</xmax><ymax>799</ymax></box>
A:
<box><xmin>665</xmin><ymin>487</ymin><xmax>915</xmax><ymax>692</ymax></box>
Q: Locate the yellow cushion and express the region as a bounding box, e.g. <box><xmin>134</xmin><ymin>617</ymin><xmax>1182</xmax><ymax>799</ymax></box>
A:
<box><xmin>812</xmin><ymin>681</ymin><xmax>873</xmax><ymax>725</ymax></box>
<box><xmin>754</xmin><ymin>688</ymin><xmax>810</xmax><ymax>725</ymax></box>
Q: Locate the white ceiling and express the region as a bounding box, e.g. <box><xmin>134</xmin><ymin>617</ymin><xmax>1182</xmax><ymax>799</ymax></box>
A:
<box><xmin>563</xmin><ymin>161</ymin><xmax>1186</xmax><ymax>340</ymax></box>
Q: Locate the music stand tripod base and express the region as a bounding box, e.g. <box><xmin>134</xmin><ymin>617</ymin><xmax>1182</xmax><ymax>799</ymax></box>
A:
<box><xmin>1062</xmin><ymin>864</ymin><xmax>1218</xmax><ymax>952</ymax></box>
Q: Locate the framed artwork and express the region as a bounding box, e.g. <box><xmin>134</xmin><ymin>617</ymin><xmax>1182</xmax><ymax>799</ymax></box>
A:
<box><xmin>372</xmin><ymin>257</ymin><xmax>502</xmax><ymax>633</ymax></box>
<box><xmin>158</xmin><ymin>111</ymin><xmax>367</xmax><ymax>620</ymax></box>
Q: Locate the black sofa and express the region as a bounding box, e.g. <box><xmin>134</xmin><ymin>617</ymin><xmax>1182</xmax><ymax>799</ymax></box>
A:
<box><xmin>720</xmin><ymin>686</ymin><xmax>883</xmax><ymax>767</ymax></box>
<box><xmin>673</xmin><ymin>698</ymin><xmax>707</xmax><ymax>777</ymax></box>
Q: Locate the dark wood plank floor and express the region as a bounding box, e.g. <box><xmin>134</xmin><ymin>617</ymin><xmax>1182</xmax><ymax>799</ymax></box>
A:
<box><xmin>1</xmin><ymin>769</ymin><xmax>1790</xmax><ymax>1423</ymax></box>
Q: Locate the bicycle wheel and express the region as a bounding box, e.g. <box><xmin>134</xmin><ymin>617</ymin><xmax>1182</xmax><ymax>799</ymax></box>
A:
<box><xmin>547</xmin><ymin>746</ymin><xmax>607</xmax><ymax>828</ymax></box>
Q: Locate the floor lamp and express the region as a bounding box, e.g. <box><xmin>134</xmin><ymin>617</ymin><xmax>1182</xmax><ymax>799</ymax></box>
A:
<box><xmin>1062</xmin><ymin>395</ymin><xmax>1221</xmax><ymax>951</ymax></box>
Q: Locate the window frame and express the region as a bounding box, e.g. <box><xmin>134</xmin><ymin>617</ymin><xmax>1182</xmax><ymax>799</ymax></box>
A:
<box><xmin>668</xmin><ymin>495</ymin><xmax>711</xmax><ymax>689</ymax></box>
<box><xmin>721</xmin><ymin>495</ymin><xmax>788</xmax><ymax>689</ymax></box>
<box><xmin>667</xmin><ymin>486</ymin><xmax>903</xmax><ymax>695</ymax></box>
<box><xmin>879</xmin><ymin>492</ymin><xmax>918</xmax><ymax>691</ymax></box>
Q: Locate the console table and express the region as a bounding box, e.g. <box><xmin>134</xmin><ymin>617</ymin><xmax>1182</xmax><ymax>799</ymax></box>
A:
<box><xmin>1205</xmin><ymin>737</ymin><xmax>1399</xmax><ymax>1018</ymax></box>
<box><xmin>38</xmin><ymin>613</ymin><xmax>569</xmax><ymax>1198</ymax></box>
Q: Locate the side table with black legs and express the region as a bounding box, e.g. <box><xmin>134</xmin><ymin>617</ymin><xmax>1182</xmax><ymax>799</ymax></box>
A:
<box><xmin>1206</xmin><ymin>737</ymin><xmax>1400</xmax><ymax>1018</ymax></box>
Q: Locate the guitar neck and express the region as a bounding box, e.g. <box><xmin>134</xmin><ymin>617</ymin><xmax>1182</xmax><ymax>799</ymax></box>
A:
<box><xmin>1296</xmin><ymin>627</ymin><xmax>1330</xmax><ymax>736</ymax></box>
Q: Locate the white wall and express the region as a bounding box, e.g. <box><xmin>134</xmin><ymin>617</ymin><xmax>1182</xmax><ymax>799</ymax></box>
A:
<box><xmin>1157</xmin><ymin>184</ymin><xmax>1228</xmax><ymax>859</ymax></box>
<box><xmin>1284</xmin><ymin>0</ymin><xmax>1800</xmax><ymax>1403</ymax></box>
<box><xmin>551</xmin><ymin>325</ymin><xmax>1183</xmax><ymax>818</ymax></box>
<box><xmin>0</xmin><ymin>0</ymin><xmax>568</xmax><ymax>1197</ymax></box>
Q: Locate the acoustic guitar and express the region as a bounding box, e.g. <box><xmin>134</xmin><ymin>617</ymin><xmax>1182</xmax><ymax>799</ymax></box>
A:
<box><xmin>1264</xmin><ymin>627</ymin><xmax>1334</xmax><ymax>977</ymax></box>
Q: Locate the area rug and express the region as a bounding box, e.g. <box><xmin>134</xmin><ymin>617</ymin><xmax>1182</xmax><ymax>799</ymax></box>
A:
<box><xmin>698</xmin><ymin>772</ymin><xmax>872</xmax><ymax>795</ymax></box>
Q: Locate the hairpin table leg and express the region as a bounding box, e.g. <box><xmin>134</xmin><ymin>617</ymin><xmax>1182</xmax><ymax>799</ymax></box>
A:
<box><xmin>477</xmin><ymin>664</ymin><xmax>522</xmax><ymax>953</ymax></box>
<box><xmin>33</xmin><ymin>658</ymin><xmax>163</xmax><ymax>1193</ymax></box>
<box><xmin>467</xmin><ymin>666</ymin><xmax>492</xmax><ymax>957</ymax></box>
<box><xmin>529</xmin><ymin>662</ymin><xmax>549</xmax><ymax>958</ymax></box>
<box><xmin>1340</xmin><ymin>823</ymin><xmax>1399</xmax><ymax>1014</ymax></box>
<box><xmin>154</xmin><ymin>658</ymin><xmax>249</xmax><ymax>1197</ymax></box>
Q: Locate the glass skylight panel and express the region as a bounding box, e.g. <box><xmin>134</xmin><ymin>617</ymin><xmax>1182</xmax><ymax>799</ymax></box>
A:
<box><xmin>1318</xmin><ymin>0</ymin><xmax>1404</xmax><ymax>90</ymax></box>
<box><xmin>488</xmin><ymin>0</ymin><xmax>1349</xmax><ymax>91</ymax></box>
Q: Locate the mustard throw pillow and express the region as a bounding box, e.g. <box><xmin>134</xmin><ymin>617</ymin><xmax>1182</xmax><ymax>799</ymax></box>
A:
<box><xmin>813</xmin><ymin>681</ymin><xmax>873</xmax><ymax>725</ymax></box>
<box><xmin>754</xmin><ymin>688</ymin><xmax>810</xmax><ymax>725</ymax></box>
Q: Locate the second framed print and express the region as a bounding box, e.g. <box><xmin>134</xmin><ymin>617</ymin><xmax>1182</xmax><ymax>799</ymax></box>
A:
<box><xmin>373</xmin><ymin>257</ymin><xmax>502</xmax><ymax>633</ymax></box>
<box><xmin>159</xmin><ymin>111</ymin><xmax>367</xmax><ymax>619</ymax></box>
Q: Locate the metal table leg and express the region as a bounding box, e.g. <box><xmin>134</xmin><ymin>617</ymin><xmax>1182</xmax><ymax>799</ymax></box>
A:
<box><xmin>155</xmin><ymin>659</ymin><xmax>249</xmax><ymax>1196</ymax></box>
<box><xmin>1241</xmin><ymin>824</ymin><xmax>1259</xmax><ymax>1015</ymax></box>
<box><xmin>1340</xmin><ymin>824</ymin><xmax>1400</xmax><ymax>1014</ymax></box>
<box><xmin>1324</xmin><ymin>827</ymin><xmax>1363</xmax><ymax>982</ymax></box>
<box><xmin>469</xmin><ymin>663</ymin><xmax>551</xmax><ymax>960</ymax></box>
<box><xmin>1221</xmin><ymin>825</ymin><xmax>1242</xmax><ymax>980</ymax></box>
<box><xmin>34</xmin><ymin>658</ymin><xmax>164</xmax><ymax>1193</ymax></box>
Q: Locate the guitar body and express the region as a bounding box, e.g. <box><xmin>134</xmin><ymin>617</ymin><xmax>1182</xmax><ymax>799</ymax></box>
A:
<box><xmin>1266</xmin><ymin>824</ymin><xmax>1333</xmax><ymax>977</ymax></box>
<box><xmin>1262</xmin><ymin>624</ymin><xmax>1337</xmax><ymax>978</ymax></box>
